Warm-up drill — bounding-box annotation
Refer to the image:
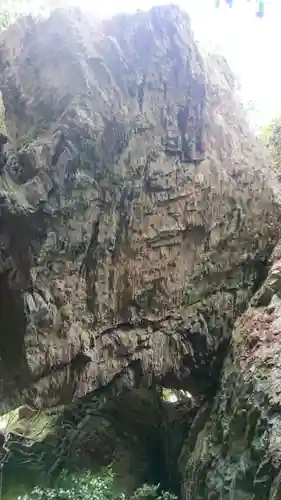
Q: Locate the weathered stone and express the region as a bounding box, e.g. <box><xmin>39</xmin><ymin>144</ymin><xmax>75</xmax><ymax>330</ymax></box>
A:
<box><xmin>181</xmin><ymin>245</ymin><xmax>281</xmax><ymax>499</ymax></box>
<box><xmin>0</xmin><ymin>5</ymin><xmax>279</xmax><ymax>414</ymax></box>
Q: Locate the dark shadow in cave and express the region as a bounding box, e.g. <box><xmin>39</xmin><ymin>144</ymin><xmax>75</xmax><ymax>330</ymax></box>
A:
<box><xmin>0</xmin><ymin>208</ymin><xmax>50</xmax><ymax>395</ymax></box>
<box><xmin>0</xmin><ymin>271</ymin><xmax>29</xmax><ymax>385</ymax></box>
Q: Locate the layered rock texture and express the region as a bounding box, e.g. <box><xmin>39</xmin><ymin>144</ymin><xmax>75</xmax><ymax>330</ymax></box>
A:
<box><xmin>0</xmin><ymin>4</ymin><xmax>278</xmax><ymax>410</ymax></box>
<box><xmin>0</xmin><ymin>4</ymin><xmax>281</xmax><ymax>499</ymax></box>
<box><xmin>181</xmin><ymin>242</ymin><xmax>281</xmax><ymax>500</ymax></box>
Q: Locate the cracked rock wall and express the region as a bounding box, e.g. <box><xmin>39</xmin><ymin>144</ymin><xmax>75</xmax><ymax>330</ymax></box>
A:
<box><xmin>180</xmin><ymin>241</ymin><xmax>281</xmax><ymax>500</ymax></box>
<box><xmin>0</xmin><ymin>4</ymin><xmax>279</xmax><ymax>412</ymax></box>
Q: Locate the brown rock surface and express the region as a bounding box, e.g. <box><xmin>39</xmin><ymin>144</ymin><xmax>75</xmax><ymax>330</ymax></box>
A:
<box><xmin>0</xmin><ymin>5</ymin><xmax>279</xmax><ymax>412</ymax></box>
<box><xmin>180</xmin><ymin>242</ymin><xmax>281</xmax><ymax>499</ymax></box>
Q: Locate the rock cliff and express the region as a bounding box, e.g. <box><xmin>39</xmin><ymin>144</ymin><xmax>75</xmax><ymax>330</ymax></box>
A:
<box><xmin>181</xmin><ymin>241</ymin><xmax>281</xmax><ymax>499</ymax></box>
<box><xmin>0</xmin><ymin>4</ymin><xmax>279</xmax><ymax>420</ymax></box>
<box><xmin>1</xmin><ymin>4</ymin><xmax>281</xmax><ymax>500</ymax></box>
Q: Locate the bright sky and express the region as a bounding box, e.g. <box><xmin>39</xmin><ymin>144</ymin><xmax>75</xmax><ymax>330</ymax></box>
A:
<box><xmin>63</xmin><ymin>0</ymin><xmax>281</xmax><ymax>128</ymax></box>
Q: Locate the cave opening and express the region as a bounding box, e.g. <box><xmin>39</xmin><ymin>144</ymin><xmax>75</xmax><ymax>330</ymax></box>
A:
<box><xmin>1</xmin><ymin>385</ymin><xmax>195</xmax><ymax>499</ymax></box>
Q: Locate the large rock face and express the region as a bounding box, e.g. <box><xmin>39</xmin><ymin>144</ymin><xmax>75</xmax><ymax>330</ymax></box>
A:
<box><xmin>0</xmin><ymin>5</ymin><xmax>279</xmax><ymax>412</ymax></box>
<box><xmin>181</xmin><ymin>241</ymin><xmax>281</xmax><ymax>500</ymax></box>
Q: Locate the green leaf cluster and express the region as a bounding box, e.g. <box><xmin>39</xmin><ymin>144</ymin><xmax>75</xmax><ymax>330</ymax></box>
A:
<box><xmin>18</xmin><ymin>470</ymin><xmax>177</xmax><ymax>500</ymax></box>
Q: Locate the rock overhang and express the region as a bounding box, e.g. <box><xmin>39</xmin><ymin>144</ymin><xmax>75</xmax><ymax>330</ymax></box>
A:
<box><xmin>0</xmin><ymin>4</ymin><xmax>279</xmax><ymax>412</ymax></box>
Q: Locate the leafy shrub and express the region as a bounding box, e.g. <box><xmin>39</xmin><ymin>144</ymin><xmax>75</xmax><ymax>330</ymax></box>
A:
<box><xmin>18</xmin><ymin>470</ymin><xmax>124</xmax><ymax>500</ymax></box>
<box><xmin>18</xmin><ymin>470</ymin><xmax>177</xmax><ymax>500</ymax></box>
<box><xmin>131</xmin><ymin>483</ymin><xmax>177</xmax><ymax>500</ymax></box>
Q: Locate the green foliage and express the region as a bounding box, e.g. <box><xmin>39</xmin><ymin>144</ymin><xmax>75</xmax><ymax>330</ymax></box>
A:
<box><xmin>18</xmin><ymin>132</ymin><xmax>35</xmax><ymax>148</ymax></box>
<box><xmin>0</xmin><ymin>93</ymin><xmax>6</xmax><ymax>133</ymax></box>
<box><xmin>0</xmin><ymin>9</ymin><xmax>11</xmax><ymax>29</ymax></box>
<box><xmin>0</xmin><ymin>1</ymin><xmax>30</xmax><ymax>29</ymax></box>
<box><xmin>18</xmin><ymin>470</ymin><xmax>177</xmax><ymax>500</ymax></box>
<box><xmin>131</xmin><ymin>483</ymin><xmax>177</xmax><ymax>500</ymax></box>
<box><xmin>260</xmin><ymin>112</ymin><xmax>281</xmax><ymax>169</ymax></box>
<box><xmin>19</xmin><ymin>470</ymin><xmax>124</xmax><ymax>500</ymax></box>
<box><xmin>260</xmin><ymin>112</ymin><xmax>281</xmax><ymax>146</ymax></box>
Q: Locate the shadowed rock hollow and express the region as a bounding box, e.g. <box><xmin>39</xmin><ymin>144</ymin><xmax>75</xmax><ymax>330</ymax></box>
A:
<box><xmin>0</xmin><ymin>4</ymin><xmax>279</xmax><ymax>417</ymax></box>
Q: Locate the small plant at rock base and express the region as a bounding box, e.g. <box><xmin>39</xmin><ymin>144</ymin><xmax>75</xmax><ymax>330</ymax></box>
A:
<box><xmin>131</xmin><ymin>484</ymin><xmax>177</xmax><ymax>500</ymax></box>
